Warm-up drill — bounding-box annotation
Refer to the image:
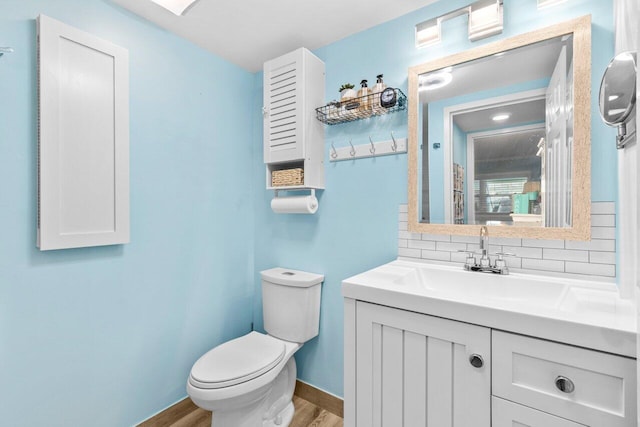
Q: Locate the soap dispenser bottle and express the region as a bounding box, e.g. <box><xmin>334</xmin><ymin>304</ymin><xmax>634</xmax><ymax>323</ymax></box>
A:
<box><xmin>372</xmin><ymin>74</ymin><xmax>387</xmax><ymax>113</ymax></box>
<box><xmin>357</xmin><ymin>79</ymin><xmax>371</xmax><ymax>115</ymax></box>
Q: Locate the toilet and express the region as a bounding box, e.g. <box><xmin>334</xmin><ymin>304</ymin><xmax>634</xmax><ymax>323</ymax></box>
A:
<box><xmin>187</xmin><ymin>267</ymin><xmax>324</xmax><ymax>427</ymax></box>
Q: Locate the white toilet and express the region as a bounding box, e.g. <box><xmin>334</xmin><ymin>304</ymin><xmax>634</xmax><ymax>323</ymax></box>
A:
<box><xmin>187</xmin><ymin>267</ymin><xmax>324</xmax><ymax>427</ymax></box>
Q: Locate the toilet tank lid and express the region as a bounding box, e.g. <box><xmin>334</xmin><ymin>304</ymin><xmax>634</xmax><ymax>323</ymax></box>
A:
<box><xmin>261</xmin><ymin>267</ymin><xmax>324</xmax><ymax>287</ymax></box>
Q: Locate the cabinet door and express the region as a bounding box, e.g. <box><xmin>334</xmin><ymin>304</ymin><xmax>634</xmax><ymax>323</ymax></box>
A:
<box><xmin>355</xmin><ymin>302</ymin><xmax>490</xmax><ymax>427</ymax></box>
<box><xmin>492</xmin><ymin>397</ymin><xmax>586</xmax><ymax>427</ymax></box>
<box><xmin>38</xmin><ymin>15</ymin><xmax>129</xmax><ymax>250</ymax></box>
<box><xmin>263</xmin><ymin>49</ymin><xmax>304</xmax><ymax>164</ymax></box>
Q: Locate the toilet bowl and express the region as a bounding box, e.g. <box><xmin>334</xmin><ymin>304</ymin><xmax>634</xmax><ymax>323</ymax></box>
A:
<box><xmin>187</xmin><ymin>268</ymin><xmax>323</xmax><ymax>427</ymax></box>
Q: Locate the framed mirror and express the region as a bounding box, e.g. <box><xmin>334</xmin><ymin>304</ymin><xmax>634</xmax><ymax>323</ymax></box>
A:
<box><xmin>408</xmin><ymin>16</ymin><xmax>591</xmax><ymax>240</ymax></box>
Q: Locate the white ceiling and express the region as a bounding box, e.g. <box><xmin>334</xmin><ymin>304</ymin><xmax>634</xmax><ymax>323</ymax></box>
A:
<box><xmin>111</xmin><ymin>0</ymin><xmax>438</xmax><ymax>72</ymax></box>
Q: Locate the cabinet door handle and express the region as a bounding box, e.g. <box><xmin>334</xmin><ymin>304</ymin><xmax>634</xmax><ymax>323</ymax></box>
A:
<box><xmin>469</xmin><ymin>354</ymin><xmax>484</xmax><ymax>368</ymax></box>
<box><xmin>555</xmin><ymin>376</ymin><xmax>575</xmax><ymax>393</ymax></box>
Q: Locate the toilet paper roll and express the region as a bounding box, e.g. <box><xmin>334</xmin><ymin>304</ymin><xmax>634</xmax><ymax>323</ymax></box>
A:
<box><xmin>271</xmin><ymin>195</ymin><xmax>318</xmax><ymax>214</ymax></box>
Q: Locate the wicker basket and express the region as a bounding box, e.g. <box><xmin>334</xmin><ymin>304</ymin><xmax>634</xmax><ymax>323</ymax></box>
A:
<box><xmin>272</xmin><ymin>168</ymin><xmax>304</xmax><ymax>187</ymax></box>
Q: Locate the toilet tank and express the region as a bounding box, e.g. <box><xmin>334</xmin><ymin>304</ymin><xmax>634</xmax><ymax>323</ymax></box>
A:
<box><xmin>261</xmin><ymin>268</ymin><xmax>324</xmax><ymax>343</ymax></box>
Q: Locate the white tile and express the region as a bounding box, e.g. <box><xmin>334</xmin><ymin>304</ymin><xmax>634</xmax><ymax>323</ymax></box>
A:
<box><xmin>591</xmin><ymin>214</ymin><xmax>615</xmax><ymax>227</ymax></box>
<box><xmin>399</xmin><ymin>204</ymin><xmax>408</xmax><ymax>213</ymax></box>
<box><xmin>398</xmin><ymin>239</ymin><xmax>408</xmax><ymax>248</ymax></box>
<box><xmin>421</xmin><ymin>233</ymin><xmax>451</xmax><ymax>242</ymax></box>
<box><xmin>450</xmin><ymin>251</ymin><xmax>469</xmax><ymax>263</ymax></box>
<box><xmin>420</xmin><ymin>250</ymin><xmax>451</xmax><ymax>262</ymax></box>
<box><xmin>399</xmin><ymin>230</ymin><xmax>422</xmax><ymax>241</ymax></box>
<box><xmin>490</xmin><ymin>237</ymin><xmax>522</xmax><ymax>246</ymax></box>
<box><xmin>398</xmin><ymin>247</ymin><xmax>421</xmax><ymax>258</ymax></box>
<box><xmin>399</xmin><ymin>221</ymin><xmax>408</xmax><ymax>231</ymax></box>
<box><xmin>503</xmin><ymin>245</ymin><xmax>542</xmax><ymax>259</ymax></box>
<box><xmin>521</xmin><ymin>238</ymin><xmax>565</xmax><ymax>249</ymax></box>
<box><xmin>565</xmin><ymin>262</ymin><xmax>616</xmax><ymax>277</ymax></box>
<box><xmin>565</xmin><ymin>239</ymin><xmax>615</xmax><ymax>252</ymax></box>
<box><xmin>590</xmin><ymin>227</ymin><xmax>616</xmax><ymax>240</ymax></box>
<box><xmin>409</xmin><ymin>240</ymin><xmax>436</xmax><ymax>250</ymax></box>
<box><xmin>543</xmin><ymin>248</ymin><xmax>589</xmax><ymax>262</ymax></box>
<box><xmin>436</xmin><ymin>242</ymin><xmax>467</xmax><ymax>252</ymax></box>
<box><xmin>450</xmin><ymin>235</ymin><xmax>479</xmax><ymax>244</ymax></box>
<box><xmin>589</xmin><ymin>251</ymin><xmax>616</xmax><ymax>265</ymax></box>
<box><xmin>591</xmin><ymin>201</ymin><xmax>615</xmax><ymax>214</ymax></box>
<box><xmin>521</xmin><ymin>258</ymin><xmax>565</xmax><ymax>273</ymax></box>
<box><xmin>398</xmin><ymin>212</ymin><xmax>408</xmax><ymax>222</ymax></box>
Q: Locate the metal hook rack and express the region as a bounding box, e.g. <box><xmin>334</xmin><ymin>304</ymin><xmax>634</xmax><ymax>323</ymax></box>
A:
<box><xmin>329</xmin><ymin>132</ymin><xmax>407</xmax><ymax>162</ymax></box>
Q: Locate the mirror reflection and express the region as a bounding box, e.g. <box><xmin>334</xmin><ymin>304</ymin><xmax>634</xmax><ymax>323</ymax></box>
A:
<box><xmin>419</xmin><ymin>34</ymin><xmax>574</xmax><ymax>227</ymax></box>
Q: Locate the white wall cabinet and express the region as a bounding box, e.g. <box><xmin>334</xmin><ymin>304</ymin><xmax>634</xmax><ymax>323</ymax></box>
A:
<box><xmin>37</xmin><ymin>15</ymin><xmax>129</xmax><ymax>250</ymax></box>
<box><xmin>263</xmin><ymin>47</ymin><xmax>324</xmax><ymax>190</ymax></box>
<box><xmin>345</xmin><ymin>299</ymin><xmax>636</xmax><ymax>427</ymax></box>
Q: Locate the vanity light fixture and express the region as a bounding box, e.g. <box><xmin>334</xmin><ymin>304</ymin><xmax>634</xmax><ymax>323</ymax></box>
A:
<box><xmin>415</xmin><ymin>0</ymin><xmax>503</xmax><ymax>48</ymax></box>
<box><xmin>149</xmin><ymin>0</ymin><xmax>200</xmax><ymax>15</ymax></box>
<box><xmin>492</xmin><ymin>113</ymin><xmax>510</xmax><ymax>121</ymax></box>
<box><xmin>537</xmin><ymin>0</ymin><xmax>568</xmax><ymax>9</ymax></box>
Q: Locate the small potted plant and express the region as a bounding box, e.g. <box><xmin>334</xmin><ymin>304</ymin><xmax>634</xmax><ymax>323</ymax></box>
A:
<box><xmin>339</xmin><ymin>83</ymin><xmax>356</xmax><ymax>101</ymax></box>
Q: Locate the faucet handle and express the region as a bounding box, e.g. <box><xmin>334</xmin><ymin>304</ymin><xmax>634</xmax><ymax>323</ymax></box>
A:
<box><xmin>493</xmin><ymin>252</ymin><xmax>515</xmax><ymax>273</ymax></box>
<box><xmin>457</xmin><ymin>250</ymin><xmax>477</xmax><ymax>270</ymax></box>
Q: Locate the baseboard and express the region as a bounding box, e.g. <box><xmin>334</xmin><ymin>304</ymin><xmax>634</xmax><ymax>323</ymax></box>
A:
<box><xmin>137</xmin><ymin>396</ymin><xmax>199</xmax><ymax>426</ymax></box>
<box><xmin>294</xmin><ymin>380</ymin><xmax>344</xmax><ymax>418</ymax></box>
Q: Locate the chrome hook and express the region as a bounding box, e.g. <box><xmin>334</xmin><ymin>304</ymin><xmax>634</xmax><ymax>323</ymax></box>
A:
<box><xmin>349</xmin><ymin>140</ymin><xmax>356</xmax><ymax>157</ymax></box>
<box><xmin>390</xmin><ymin>131</ymin><xmax>398</xmax><ymax>152</ymax></box>
<box><xmin>369</xmin><ymin>136</ymin><xmax>376</xmax><ymax>155</ymax></box>
<box><xmin>330</xmin><ymin>142</ymin><xmax>338</xmax><ymax>159</ymax></box>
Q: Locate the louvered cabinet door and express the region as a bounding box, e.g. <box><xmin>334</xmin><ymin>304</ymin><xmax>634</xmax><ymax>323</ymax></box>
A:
<box><xmin>263</xmin><ymin>49</ymin><xmax>304</xmax><ymax>164</ymax></box>
<box><xmin>354</xmin><ymin>302</ymin><xmax>490</xmax><ymax>427</ymax></box>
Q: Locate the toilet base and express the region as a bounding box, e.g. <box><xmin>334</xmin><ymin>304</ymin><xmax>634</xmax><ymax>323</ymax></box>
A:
<box><xmin>206</xmin><ymin>357</ymin><xmax>298</xmax><ymax>427</ymax></box>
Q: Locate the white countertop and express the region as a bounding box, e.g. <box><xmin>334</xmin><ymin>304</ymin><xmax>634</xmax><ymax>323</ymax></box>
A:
<box><xmin>342</xmin><ymin>259</ymin><xmax>636</xmax><ymax>358</ymax></box>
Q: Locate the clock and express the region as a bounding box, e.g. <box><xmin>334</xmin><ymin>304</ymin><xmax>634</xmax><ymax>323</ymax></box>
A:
<box><xmin>380</xmin><ymin>87</ymin><xmax>397</xmax><ymax>108</ymax></box>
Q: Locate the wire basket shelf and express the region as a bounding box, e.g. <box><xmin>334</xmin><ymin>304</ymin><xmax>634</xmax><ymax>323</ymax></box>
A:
<box><xmin>315</xmin><ymin>88</ymin><xmax>407</xmax><ymax>125</ymax></box>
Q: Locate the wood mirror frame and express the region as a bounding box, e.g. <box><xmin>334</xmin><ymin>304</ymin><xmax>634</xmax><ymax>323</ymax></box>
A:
<box><xmin>408</xmin><ymin>15</ymin><xmax>591</xmax><ymax>240</ymax></box>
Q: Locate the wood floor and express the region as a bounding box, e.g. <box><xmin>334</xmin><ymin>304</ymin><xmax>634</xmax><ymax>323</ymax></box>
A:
<box><xmin>138</xmin><ymin>395</ymin><xmax>343</xmax><ymax>427</ymax></box>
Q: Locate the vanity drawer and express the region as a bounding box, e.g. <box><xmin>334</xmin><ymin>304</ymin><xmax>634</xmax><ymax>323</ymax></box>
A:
<box><xmin>492</xmin><ymin>396</ymin><xmax>586</xmax><ymax>427</ymax></box>
<box><xmin>492</xmin><ymin>330</ymin><xmax>636</xmax><ymax>427</ymax></box>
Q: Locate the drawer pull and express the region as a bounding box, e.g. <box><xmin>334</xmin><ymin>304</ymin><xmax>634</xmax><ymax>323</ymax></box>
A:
<box><xmin>555</xmin><ymin>376</ymin><xmax>575</xmax><ymax>393</ymax></box>
<box><xmin>469</xmin><ymin>354</ymin><xmax>484</xmax><ymax>368</ymax></box>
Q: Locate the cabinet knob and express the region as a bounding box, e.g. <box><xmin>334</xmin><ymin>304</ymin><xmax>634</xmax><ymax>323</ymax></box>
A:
<box><xmin>469</xmin><ymin>354</ymin><xmax>484</xmax><ymax>368</ymax></box>
<box><xmin>555</xmin><ymin>376</ymin><xmax>575</xmax><ymax>393</ymax></box>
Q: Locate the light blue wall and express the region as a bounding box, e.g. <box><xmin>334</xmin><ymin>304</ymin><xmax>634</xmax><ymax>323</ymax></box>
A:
<box><xmin>253</xmin><ymin>0</ymin><xmax>616</xmax><ymax>398</ymax></box>
<box><xmin>0</xmin><ymin>1</ymin><xmax>255</xmax><ymax>425</ymax></box>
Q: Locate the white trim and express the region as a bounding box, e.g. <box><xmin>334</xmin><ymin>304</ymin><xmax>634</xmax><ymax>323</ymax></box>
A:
<box><xmin>441</xmin><ymin>88</ymin><xmax>546</xmax><ymax>224</ymax></box>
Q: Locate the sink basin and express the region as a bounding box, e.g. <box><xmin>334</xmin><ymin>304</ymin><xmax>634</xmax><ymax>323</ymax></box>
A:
<box><xmin>394</xmin><ymin>263</ymin><xmax>568</xmax><ymax>307</ymax></box>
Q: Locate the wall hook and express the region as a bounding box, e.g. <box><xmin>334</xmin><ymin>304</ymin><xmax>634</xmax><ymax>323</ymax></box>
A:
<box><xmin>349</xmin><ymin>139</ymin><xmax>356</xmax><ymax>157</ymax></box>
<box><xmin>330</xmin><ymin>142</ymin><xmax>338</xmax><ymax>159</ymax></box>
<box><xmin>390</xmin><ymin>131</ymin><xmax>398</xmax><ymax>152</ymax></box>
<box><xmin>369</xmin><ymin>136</ymin><xmax>376</xmax><ymax>155</ymax></box>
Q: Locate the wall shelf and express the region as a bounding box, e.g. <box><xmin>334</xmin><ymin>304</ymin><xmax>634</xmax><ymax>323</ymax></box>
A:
<box><xmin>315</xmin><ymin>88</ymin><xmax>407</xmax><ymax>125</ymax></box>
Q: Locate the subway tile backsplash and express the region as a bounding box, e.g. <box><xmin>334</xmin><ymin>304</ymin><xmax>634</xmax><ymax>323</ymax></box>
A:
<box><xmin>397</xmin><ymin>202</ymin><xmax>617</xmax><ymax>279</ymax></box>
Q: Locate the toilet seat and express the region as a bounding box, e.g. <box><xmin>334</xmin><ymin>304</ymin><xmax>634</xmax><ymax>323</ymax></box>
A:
<box><xmin>189</xmin><ymin>332</ymin><xmax>286</xmax><ymax>389</ymax></box>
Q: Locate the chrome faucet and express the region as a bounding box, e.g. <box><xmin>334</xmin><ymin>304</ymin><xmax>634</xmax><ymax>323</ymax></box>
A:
<box><xmin>459</xmin><ymin>226</ymin><xmax>513</xmax><ymax>275</ymax></box>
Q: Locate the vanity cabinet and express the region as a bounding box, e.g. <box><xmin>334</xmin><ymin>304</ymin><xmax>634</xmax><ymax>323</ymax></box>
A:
<box><xmin>345</xmin><ymin>299</ymin><xmax>636</xmax><ymax>427</ymax></box>
<box><xmin>352</xmin><ymin>301</ymin><xmax>490</xmax><ymax>427</ymax></box>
